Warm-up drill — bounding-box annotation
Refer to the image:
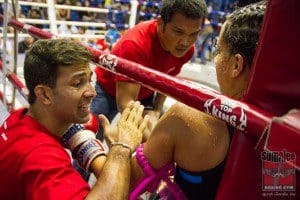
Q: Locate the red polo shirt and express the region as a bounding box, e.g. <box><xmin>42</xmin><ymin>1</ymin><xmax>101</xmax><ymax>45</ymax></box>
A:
<box><xmin>0</xmin><ymin>108</ymin><xmax>90</xmax><ymax>200</ymax></box>
<box><xmin>95</xmin><ymin>19</ymin><xmax>193</xmax><ymax>100</ymax></box>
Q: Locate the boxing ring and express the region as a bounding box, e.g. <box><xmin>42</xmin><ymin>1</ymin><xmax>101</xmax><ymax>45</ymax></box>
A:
<box><xmin>0</xmin><ymin>0</ymin><xmax>299</xmax><ymax>199</ymax></box>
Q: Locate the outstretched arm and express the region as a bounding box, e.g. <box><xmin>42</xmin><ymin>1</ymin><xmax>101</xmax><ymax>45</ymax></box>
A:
<box><xmin>114</xmin><ymin>40</ymin><xmax>145</xmax><ymax>114</ymax></box>
<box><xmin>87</xmin><ymin>146</ymin><xmax>131</xmax><ymax>200</ymax></box>
<box><xmin>130</xmin><ymin>107</ymin><xmax>178</xmax><ymax>188</ymax></box>
<box><xmin>151</xmin><ymin>92</ymin><xmax>167</xmax><ymax>117</ymax></box>
<box><xmin>116</xmin><ymin>81</ymin><xmax>141</xmax><ymax>113</ymax></box>
<box><xmin>85</xmin><ymin>101</ymin><xmax>147</xmax><ymax>200</ymax></box>
<box><xmin>142</xmin><ymin>93</ymin><xmax>167</xmax><ymax>140</ymax></box>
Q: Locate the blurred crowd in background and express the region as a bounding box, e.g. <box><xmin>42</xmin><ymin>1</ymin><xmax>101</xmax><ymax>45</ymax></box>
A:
<box><xmin>1</xmin><ymin>0</ymin><xmax>238</xmax><ymax>64</ymax></box>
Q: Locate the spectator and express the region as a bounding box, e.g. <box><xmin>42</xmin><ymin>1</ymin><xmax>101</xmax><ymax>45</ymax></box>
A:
<box><xmin>56</xmin><ymin>8</ymin><xmax>69</xmax><ymax>20</ymax></box>
<box><xmin>80</xmin><ymin>0</ymin><xmax>95</xmax><ymax>22</ymax></box>
<box><xmin>96</xmin><ymin>37</ymin><xmax>109</xmax><ymax>51</ymax></box>
<box><xmin>18</xmin><ymin>37</ymin><xmax>35</xmax><ymax>54</ymax></box>
<box><xmin>27</xmin><ymin>9</ymin><xmax>43</xmax><ymax>29</ymax></box>
<box><xmin>105</xmin><ymin>26</ymin><xmax>120</xmax><ymax>45</ymax></box>
<box><xmin>68</xmin><ymin>0</ymin><xmax>82</xmax><ymax>21</ymax></box>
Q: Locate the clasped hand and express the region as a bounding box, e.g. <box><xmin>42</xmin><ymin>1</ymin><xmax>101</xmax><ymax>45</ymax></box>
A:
<box><xmin>100</xmin><ymin>101</ymin><xmax>150</xmax><ymax>152</ymax></box>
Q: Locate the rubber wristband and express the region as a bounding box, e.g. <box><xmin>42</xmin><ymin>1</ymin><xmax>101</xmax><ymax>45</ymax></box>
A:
<box><xmin>110</xmin><ymin>142</ymin><xmax>133</xmax><ymax>154</ymax></box>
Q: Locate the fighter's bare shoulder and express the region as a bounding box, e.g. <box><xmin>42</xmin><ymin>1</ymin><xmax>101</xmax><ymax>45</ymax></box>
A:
<box><xmin>161</xmin><ymin>102</ymin><xmax>230</xmax><ymax>170</ymax></box>
<box><xmin>162</xmin><ymin>102</ymin><xmax>227</xmax><ymax>132</ymax></box>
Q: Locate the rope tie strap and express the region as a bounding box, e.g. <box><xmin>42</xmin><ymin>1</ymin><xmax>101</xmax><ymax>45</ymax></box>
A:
<box><xmin>129</xmin><ymin>143</ymin><xmax>187</xmax><ymax>200</ymax></box>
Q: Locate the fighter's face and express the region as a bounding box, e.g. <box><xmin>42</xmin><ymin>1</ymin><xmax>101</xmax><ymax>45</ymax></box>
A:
<box><xmin>158</xmin><ymin>13</ymin><xmax>203</xmax><ymax>58</ymax></box>
<box><xmin>49</xmin><ymin>64</ymin><xmax>96</xmax><ymax>124</ymax></box>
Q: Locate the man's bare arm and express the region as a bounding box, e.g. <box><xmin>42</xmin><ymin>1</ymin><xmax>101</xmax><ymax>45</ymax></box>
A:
<box><xmin>85</xmin><ymin>101</ymin><xmax>147</xmax><ymax>200</ymax></box>
<box><xmin>86</xmin><ymin>146</ymin><xmax>131</xmax><ymax>200</ymax></box>
<box><xmin>153</xmin><ymin>93</ymin><xmax>167</xmax><ymax>114</ymax></box>
<box><xmin>116</xmin><ymin>81</ymin><xmax>141</xmax><ymax>113</ymax></box>
<box><xmin>130</xmin><ymin>110</ymin><xmax>177</xmax><ymax>188</ymax></box>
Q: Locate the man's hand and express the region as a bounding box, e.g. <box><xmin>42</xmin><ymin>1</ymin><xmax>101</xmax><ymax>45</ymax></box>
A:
<box><xmin>116</xmin><ymin>101</ymin><xmax>148</xmax><ymax>152</ymax></box>
<box><xmin>99</xmin><ymin>114</ymin><xmax>117</xmax><ymax>147</ymax></box>
<box><xmin>101</xmin><ymin>101</ymin><xmax>149</xmax><ymax>152</ymax></box>
<box><xmin>142</xmin><ymin>110</ymin><xmax>159</xmax><ymax>141</ymax></box>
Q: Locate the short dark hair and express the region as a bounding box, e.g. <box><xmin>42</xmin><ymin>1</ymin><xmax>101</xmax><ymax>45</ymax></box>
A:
<box><xmin>160</xmin><ymin>0</ymin><xmax>208</xmax><ymax>24</ymax></box>
<box><xmin>222</xmin><ymin>0</ymin><xmax>267</xmax><ymax>67</ymax></box>
<box><xmin>236</xmin><ymin>0</ymin><xmax>264</xmax><ymax>7</ymax></box>
<box><xmin>24</xmin><ymin>39</ymin><xmax>92</xmax><ymax>104</ymax></box>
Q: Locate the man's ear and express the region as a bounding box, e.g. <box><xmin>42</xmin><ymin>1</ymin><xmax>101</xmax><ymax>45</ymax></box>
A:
<box><xmin>34</xmin><ymin>85</ymin><xmax>52</xmax><ymax>105</ymax></box>
<box><xmin>157</xmin><ymin>16</ymin><xmax>164</xmax><ymax>32</ymax></box>
<box><xmin>231</xmin><ymin>53</ymin><xmax>245</xmax><ymax>78</ymax></box>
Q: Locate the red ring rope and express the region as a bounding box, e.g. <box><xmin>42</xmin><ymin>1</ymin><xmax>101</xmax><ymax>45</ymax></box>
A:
<box><xmin>0</xmin><ymin>14</ymin><xmax>273</xmax><ymax>137</ymax></box>
<box><xmin>0</xmin><ymin>60</ymin><xmax>28</xmax><ymax>100</ymax></box>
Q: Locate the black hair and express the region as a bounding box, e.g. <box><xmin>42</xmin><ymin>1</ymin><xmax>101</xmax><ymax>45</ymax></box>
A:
<box><xmin>222</xmin><ymin>0</ymin><xmax>267</xmax><ymax>67</ymax></box>
<box><xmin>24</xmin><ymin>39</ymin><xmax>92</xmax><ymax>104</ymax></box>
<box><xmin>160</xmin><ymin>0</ymin><xmax>208</xmax><ymax>24</ymax></box>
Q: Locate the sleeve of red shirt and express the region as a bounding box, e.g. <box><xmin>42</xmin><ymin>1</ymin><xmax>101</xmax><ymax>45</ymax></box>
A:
<box><xmin>111</xmin><ymin>40</ymin><xmax>146</xmax><ymax>83</ymax></box>
<box><xmin>19</xmin><ymin>144</ymin><xmax>90</xmax><ymax>200</ymax></box>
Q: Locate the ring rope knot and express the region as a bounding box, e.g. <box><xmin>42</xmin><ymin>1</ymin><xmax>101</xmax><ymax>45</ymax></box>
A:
<box><xmin>129</xmin><ymin>144</ymin><xmax>187</xmax><ymax>200</ymax></box>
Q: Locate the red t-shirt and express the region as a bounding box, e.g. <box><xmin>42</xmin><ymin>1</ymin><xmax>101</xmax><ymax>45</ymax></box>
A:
<box><xmin>0</xmin><ymin>109</ymin><xmax>90</xmax><ymax>200</ymax></box>
<box><xmin>95</xmin><ymin>19</ymin><xmax>194</xmax><ymax>100</ymax></box>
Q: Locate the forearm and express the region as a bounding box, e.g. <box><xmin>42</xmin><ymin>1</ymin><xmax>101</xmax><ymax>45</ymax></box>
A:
<box><xmin>140</xmin><ymin>93</ymin><xmax>165</xmax><ymax>141</ymax></box>
<box><xmin>90</xmin><ymin>155</ymin><xmax>107</xmax><ymax>177</ymax></box>
<box><xmin>130</xmin><ymin>156</ymin><xmax>146</xmax><ymax>191</ymax></box>
<box><xmin>116</xmin><ymin>82</ymin><xmax>140</xmax><ymax>112</ymax></box>
<box><xmin>143</xmin><ymin>93</ymin><xmax>166</xmax><ymax>119</ymax></box>
<box><xmin>153</xmin><ymin>93</ymin><xmax>166</xmax><ymax>115</ymax></box>
<box><xmin>130</xmin><ymin>125</ymin><xmax>175</xmax><ymax>191</ymax></box>
<box><xmin>86</xmin><ymin>146</ymin><xmax>131</xmax><ymax>200</ymax></box>
<box><xmin>118</xmin><ymin>97</ymin><xmax>135</xmax><ymax>114</ymax></box>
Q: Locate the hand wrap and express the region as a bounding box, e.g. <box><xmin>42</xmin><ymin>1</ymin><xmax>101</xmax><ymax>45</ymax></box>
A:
<box><xmin>62</xmin><ymin>124</ymin><xmax>107</xmax><ymax>172</ymax></box>
<box><xmin>75</xmin><ymin>139</ymin><xmax>106</xmax><ymax>172</ymax></box>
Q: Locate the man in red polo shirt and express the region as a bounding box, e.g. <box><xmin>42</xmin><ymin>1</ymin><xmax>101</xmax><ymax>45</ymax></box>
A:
<box><xmin>0</xmin><ymin>39</ymin><xmax>147</xmax><ymax>199</ymax></box>
<box><xmin>92</xmin><ymin>0</ymin><xmax>208</xmax><ymax>140</ymax></box>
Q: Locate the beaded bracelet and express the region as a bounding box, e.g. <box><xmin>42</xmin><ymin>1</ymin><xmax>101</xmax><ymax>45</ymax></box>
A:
<box><xmin>110</xmin><ymin>142</ymin><xmax>133</xmax><ymax>154</ymax></box>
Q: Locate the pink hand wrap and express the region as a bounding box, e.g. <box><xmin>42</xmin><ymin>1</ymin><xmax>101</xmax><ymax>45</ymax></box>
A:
<box><xmin>129</xmin><ymin>143</ymin><xmax>187</xmax><ymax>200</ymax></box>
